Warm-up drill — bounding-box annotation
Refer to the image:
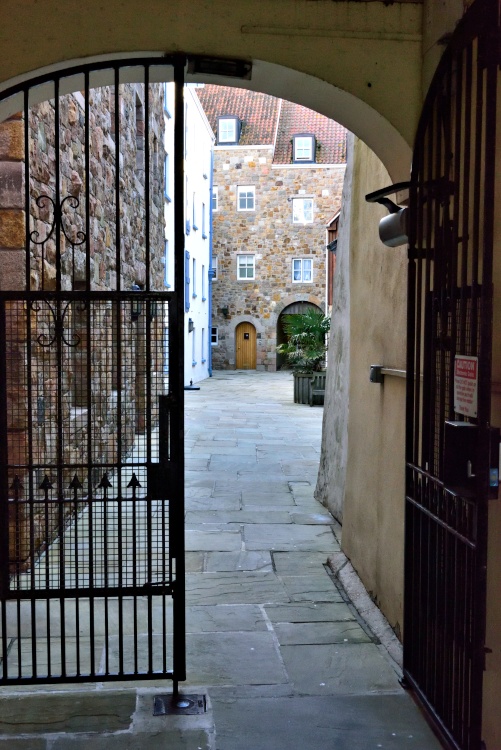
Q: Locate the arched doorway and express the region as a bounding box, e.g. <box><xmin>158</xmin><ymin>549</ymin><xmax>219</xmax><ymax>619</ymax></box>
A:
<box><xmin>235</xmin><ymin>322</ymin><xmax>256</xmax><ymax>370</ymax></box>
<box><xmin>276</xmin><ymin>302</ymin><xmax>323</xmax><ymax>370</ymax></box>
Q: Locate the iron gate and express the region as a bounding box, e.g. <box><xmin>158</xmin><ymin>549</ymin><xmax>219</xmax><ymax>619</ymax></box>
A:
<box><xmin>404</xmin><ymin>1</ymin><xmax>499</xmax><ymax>748</ymax></box>
<box><xmin>0</xmin><ymin>57</ymin><xmax>187</xmax><ymax>685</ymax></box>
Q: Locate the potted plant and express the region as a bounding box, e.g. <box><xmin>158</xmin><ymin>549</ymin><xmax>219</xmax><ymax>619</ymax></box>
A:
<box><xmin>276</xmin><ymin>308</ymin><xmax>330</xmax><ymax>404</ymax></box>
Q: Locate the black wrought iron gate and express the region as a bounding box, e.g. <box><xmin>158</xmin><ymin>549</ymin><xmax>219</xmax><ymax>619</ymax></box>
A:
<box><xmin>404</xmin><ymin>2</ymin><xmax>499</xmax><ymax>748</ymax></box>
<box><xmin>0</xmin><ymin>57</ymin><xmax>187</xmax><ymax>685</ymax></box>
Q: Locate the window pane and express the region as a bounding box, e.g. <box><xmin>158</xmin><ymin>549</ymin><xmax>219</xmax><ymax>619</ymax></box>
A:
<box><xmin>295</xmin><ymin>136</ymin><xmax>313</xmax><ymax>160</ymax></box>
<box><xmin>238</xmin><ymin>187</ymin><xmax>255</xmax><ymax>210</ymax></box>
<box><xmin>219</xmin><ymin>119</ymin><xmax>236</xmax><ymax>142</ymax></box>
<box><xmin>303</xmin><ymin>260</ymin><xmax>312</xmax><ymax>281</ymax></box>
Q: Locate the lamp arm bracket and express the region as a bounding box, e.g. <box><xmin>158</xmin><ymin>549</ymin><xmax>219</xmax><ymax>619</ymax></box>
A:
<box><xmin>365</xmin><ymin>181</ymin><xmax>411</xmax><ymax>212</ymax></box>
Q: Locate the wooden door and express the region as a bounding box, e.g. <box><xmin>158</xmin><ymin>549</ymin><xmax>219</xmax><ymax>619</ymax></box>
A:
<box><xmin>236</xmin><ymin>322</ymin><xmax>256</xmax><ymax>369</ymax></box>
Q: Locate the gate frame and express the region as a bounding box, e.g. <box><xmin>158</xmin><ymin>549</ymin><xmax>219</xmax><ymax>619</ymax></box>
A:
<box><xmin>0</xmin><ymin>53</ymin><xmax>191</xmax><ymax>688</ymax></box>
<box><xmin>403</xmin><ymin>2</ymin><xmax>499</xmax><ymax>748</ymax></box>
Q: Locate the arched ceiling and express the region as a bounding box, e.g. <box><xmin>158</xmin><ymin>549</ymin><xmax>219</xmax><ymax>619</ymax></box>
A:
<box><xmin>0</xmin><ymin>0</ymin><xmax>424</xmax><ymax>181</ymax></box>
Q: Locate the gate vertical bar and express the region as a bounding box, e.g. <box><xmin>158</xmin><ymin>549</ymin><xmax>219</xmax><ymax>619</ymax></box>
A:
<box><xmin>172</xmin><ymin>53</ymin><xmax>186</xmax><ymax>691</ymax></box>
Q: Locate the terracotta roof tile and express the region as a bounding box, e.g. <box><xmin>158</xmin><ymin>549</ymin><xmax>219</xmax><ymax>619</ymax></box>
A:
<box><xmin>274</xmin><ymin>99</ymin><xmax>346</xmax><ymax>165</ymax></box>
<box><xmin>195</xmin><ymin>85</ymin><xmax>347</xmax><ymax>164</ymax></box>
<box><xmin>196</xmin><ymin>85</ymin><xmax>280</xmax><ymax>145</ymax></box>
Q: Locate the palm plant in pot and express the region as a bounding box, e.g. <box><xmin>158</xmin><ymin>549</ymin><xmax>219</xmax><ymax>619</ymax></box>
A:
<box><xmin>276</xmin><ymin>308</ymin><xmax>330</xmax><ymax>404</ymax></box>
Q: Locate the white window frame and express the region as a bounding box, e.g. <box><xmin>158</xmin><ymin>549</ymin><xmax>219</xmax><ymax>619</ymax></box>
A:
<box><xmin>237</xmin><ymin>186</ymin><xmax>255</xmax><ymax>212</ymax></box>
<box><xmin>293</xmin><ymin>135</ymin><xmax>315</xmax><ymax>163</ymax></box>
<box><xmin>211</xmin><ymin>256</ymin><xmax>218</xmax><ymax>280</ymax></box>
<box><xmin>212</xmin><ymin>186</ymin><xmax>219</xmax><ymax>211</ymax></box>
<box><xmin>292</xmin><ymin>197</ymin><xmax>314</xmax><ymax>224</ymax></box>
<box><xmin>192</xmin><ymin>327</ymin><xmax>197</xmax><ymax>366</ymax></box>
<box><xmin>218</xmin><ymin>117</ymin><xmax>238</xmax><ymax>144</ymax></box>
<box><xmin>202</xmin><ymin>264</ymin><xmax>206</xmax><ymax>300</ymax></box>
<box><xmin>237</xmin><ymin>254</ymin><xmax>255</xmax><ymax>280</ymax></box>
<box><xmin>192</xmin><ymin>257</ymin><xmax>197</xmax><ymax>297</ymax></box>
<box><xmin>211</xmin><ymin>326</ymin><xmax>218</xmax><ymax>345</ymax></box>
<box><xmin>292</xmin><ymin>258</ymin><xmax>313</xmax><ymax>283</ymax></box>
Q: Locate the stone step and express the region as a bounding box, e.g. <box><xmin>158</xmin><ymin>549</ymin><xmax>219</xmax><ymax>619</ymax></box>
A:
<box><xmin>0</xmin><ymin>687</ymin><xmax>214</xmax><ymax>749</ymax></box>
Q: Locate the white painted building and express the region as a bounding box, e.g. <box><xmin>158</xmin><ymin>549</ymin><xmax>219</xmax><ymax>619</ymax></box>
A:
<box><xmin>163</xmin><ymin>83</ymin><xmax>214</xmax><ymax>385</ymax></box>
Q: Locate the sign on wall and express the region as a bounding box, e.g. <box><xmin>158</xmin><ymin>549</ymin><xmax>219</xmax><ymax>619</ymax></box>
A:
<box><xmin>454</xmin><ymin>355</ymin><xmax>478</xmax><ymax>418</ymax></box>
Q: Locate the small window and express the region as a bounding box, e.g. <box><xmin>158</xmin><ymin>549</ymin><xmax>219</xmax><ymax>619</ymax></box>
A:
<box><xmin>211</xmin><ymin>256</ymin><xmax>218</xmax><ymax>280</ymax></box>
<box><xmin>202</xmin><ymin>264</ymin><xmax>206</xmax><ymax>300</ymax></box>
<box><xmin>237</xmin><ymin>186</ymin><xmax>255</xmax><ymax>211</ymax></box>
<box><xmin>212</xmin><ymin>187</ymin><xmax>219</xmax><ymax>211</ymax></box>
<box><xmin>192</xmin><ymin>327</ymin><xmax>197</xmax><ymax>366</ymax></box>
<box><xmin>293</xmin><ymin>134</ymin><xmax>316</xmax><ymax>163</ymax></box>
<box><xmin>202</xmin><ymin>202</ymin><xmax>207</xmax><ymax>238</ymax></box>
<box><xmin>237</xmin><ymin>254</ymin><xmax>255</xmax><ymax>280</ymax></box>
<box><xmin>217</xmin><ymin>116</ymin><xmax>240</xmax><ymax>144</ymax></box>
<box><xmin>292</xmin><ymin>198</ymin><xmax>314</xmax><ymax>224</ymax></box>
<box><xmin>211</xmin><ymin>326</ymin><xmax>218</xmax><ymax>345</ymax></box>
<box><xmin>185</xmin><ymin>251</ymin><xmax>190</xmax><ymax>312</ymax></box>
<box><xmin>292</xmin><ymin>258</ymin><xmax>313</xmax><ymax>283</ymax></box>
<box><xmin>201</xmin><ymin>328</ymin><xmax>206</xmax><ymax>363</ymax></box>
<box><xmin>192</xmin><ymin>257</ymin><xmax>197</xmax><ymax>297</ymax></box>
<box><xmin>193</xmin><ymin>192</ymin><xmax>198</xmax><ymax>230</ymax></box>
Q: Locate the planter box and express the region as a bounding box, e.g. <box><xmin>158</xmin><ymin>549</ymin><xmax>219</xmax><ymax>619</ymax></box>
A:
<box><xmin>293</xmin><ymin>372</ymin><xmax>313</xmax><ymax>404</ymax></box>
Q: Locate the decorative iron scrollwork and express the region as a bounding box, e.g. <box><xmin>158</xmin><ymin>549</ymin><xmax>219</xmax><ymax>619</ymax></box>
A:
<box><xmin>31</xmin><ymin>298</ymin><xmax>87</xmax><ymax>348</ymax></box>
<box><xmin>30</xmin><ymin>194</ymin><xmax>86</xmax><ymax>247</ymax></box>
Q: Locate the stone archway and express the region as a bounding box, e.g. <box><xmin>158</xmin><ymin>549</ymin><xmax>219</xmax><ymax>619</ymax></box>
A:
<box><xmin>276</xmin><ymin>301</ymin><xmax>323</xmax><ymax>371</ymax></box>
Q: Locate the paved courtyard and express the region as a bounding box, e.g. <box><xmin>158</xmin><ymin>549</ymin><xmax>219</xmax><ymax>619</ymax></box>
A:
<box><xmin>0</xmin><ymin>370</ymin><xmax>442</xmax><ymax>749</ymax></box>
<box><xmin>182</xmin><ymin>370</ymin><xmax>441</xmax><ymax>750</ymax></box>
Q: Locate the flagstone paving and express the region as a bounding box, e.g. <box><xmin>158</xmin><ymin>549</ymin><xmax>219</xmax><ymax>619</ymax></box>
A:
<box><xmin>180</xmin><ymin>371</ymin><xmax>442</xmax><ymax>750</ymax></box>
<box><xmin>0</xmin><ymin>370</ymin><xmax>443</xmax><ymax>749</ymax></box>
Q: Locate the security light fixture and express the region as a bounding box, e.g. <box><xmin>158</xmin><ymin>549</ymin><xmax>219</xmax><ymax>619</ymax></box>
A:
<box><xmin>365</xmin><ymin>182</ymin><xmax>410</xmax><ymax>248</ymax></box>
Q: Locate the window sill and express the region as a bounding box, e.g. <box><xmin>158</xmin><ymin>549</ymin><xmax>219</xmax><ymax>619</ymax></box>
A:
<box><xmin>202</xmin><ymin>297</ymin><xmax>207</xmax><ymax>302</ymax></box>
<box><xmin>192</xmin><ymin>293</ymin><xmax>197</xmax><ymax>299</ymax></box>
<box><xmin>192</xmin><ymin>361</ymin><xmax>197</xmax><ymax>367</ymax></box>
<box><xmin>164</xmin><ymin>194</ymin><xmax>172</xmax><ymax>203</ymax></box>
<box><xmin>202</xmin><ymin>232</ymin><xmax>207</xmax><ymax>239</ymax></box>
<box><xmin>201</xmin><ymin>358</ymin><xmax>207</xmax><ymax>364</ymax></box>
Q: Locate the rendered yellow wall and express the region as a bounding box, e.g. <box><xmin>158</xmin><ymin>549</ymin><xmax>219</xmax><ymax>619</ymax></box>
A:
<box><xmin>0</xmin><ymin>1</ymin><xmax>422</xmax><ymax>181</ymax></box>
<box><xmin>339</xmin><ymin>138</ymin><xmax>408</xmax><ymax>633</ymax></box>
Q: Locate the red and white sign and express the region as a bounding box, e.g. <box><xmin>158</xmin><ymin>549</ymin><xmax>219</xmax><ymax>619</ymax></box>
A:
<box><xmin>454</xmin><ymin>355</ymin><xmax>478</xmax><ymax>418</ymax></box>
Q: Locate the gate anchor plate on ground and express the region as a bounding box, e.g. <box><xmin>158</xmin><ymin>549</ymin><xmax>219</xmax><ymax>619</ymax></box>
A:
<box><xmin>153</xmin><ymin>694</ymin><xmax>207</xmax><ymax>715</ymax></box>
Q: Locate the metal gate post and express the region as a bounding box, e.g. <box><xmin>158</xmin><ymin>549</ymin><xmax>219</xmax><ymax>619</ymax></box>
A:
<box><xmin>172</xmin><ymin>52</ymin><xmax>187</xmax><ymax>688</ymax></box>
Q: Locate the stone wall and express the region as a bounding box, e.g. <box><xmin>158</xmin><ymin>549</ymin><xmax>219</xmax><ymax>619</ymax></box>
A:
<box><xmin>0</xmin><ymin>83</ymin><xmax>166</xmax><ymax>569</ymax></box>
<box><xmin>211</xmin><ymin>146</ymin><xmax>345</xmax><ymax>370</ymax></box>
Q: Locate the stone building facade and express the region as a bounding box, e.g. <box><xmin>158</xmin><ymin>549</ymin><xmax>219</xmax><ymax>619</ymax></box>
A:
<box><xmin>197</xmin><ymin>86</ymin><xmax>346</xmax><ymax>371</ymax></box>
<box><xmin>0</xmin><ymin>82</ymin><xmax>166</xmax><ymax>566</ymax></box>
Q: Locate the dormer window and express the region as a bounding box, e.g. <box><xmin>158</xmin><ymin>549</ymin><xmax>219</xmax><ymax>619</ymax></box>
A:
<box><xmin>217</xmin><ymin>116</ymin><xmax>241</xmax><ymax>145</ymax></box>
<box><xmin>293</xmin><ymin>134</ymin><xmax>316</xmax><ymax>163</ymax></box>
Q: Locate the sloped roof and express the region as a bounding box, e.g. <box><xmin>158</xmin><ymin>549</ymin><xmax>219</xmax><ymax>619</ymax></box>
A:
<box><xmin>196</xmin><ymin>85</ymin><xmax>280</xmax><ymax>145</ymax></box>
<box><xmin>195</xmin><ymin>85</ymin><xmax>347</xmax><ymax>165</ymax></box>
<box><xmin>274</xmin><ymin>99</ymin><xmax>346</xmax><ymax>165</ymax></box>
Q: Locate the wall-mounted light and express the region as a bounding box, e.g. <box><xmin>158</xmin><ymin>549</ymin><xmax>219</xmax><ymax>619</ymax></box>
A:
<box><xmin>221</xmin><ymin>306</ymin><xmax>229</xmax><ymax>319</ymax></box>
<box><xmin>365</xmin><ymin>182</ymin><xmax>410</xmax><ymax>247</ymax></box>
<box><xmin>131</xmin><ymin>284</ymin><xmax>142</xmax><ymax>320</ymax></box>
<box><xmin>188</xmin><ymin>318</ymin><xmax>194</xmax><ymax>333</ymax></box>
